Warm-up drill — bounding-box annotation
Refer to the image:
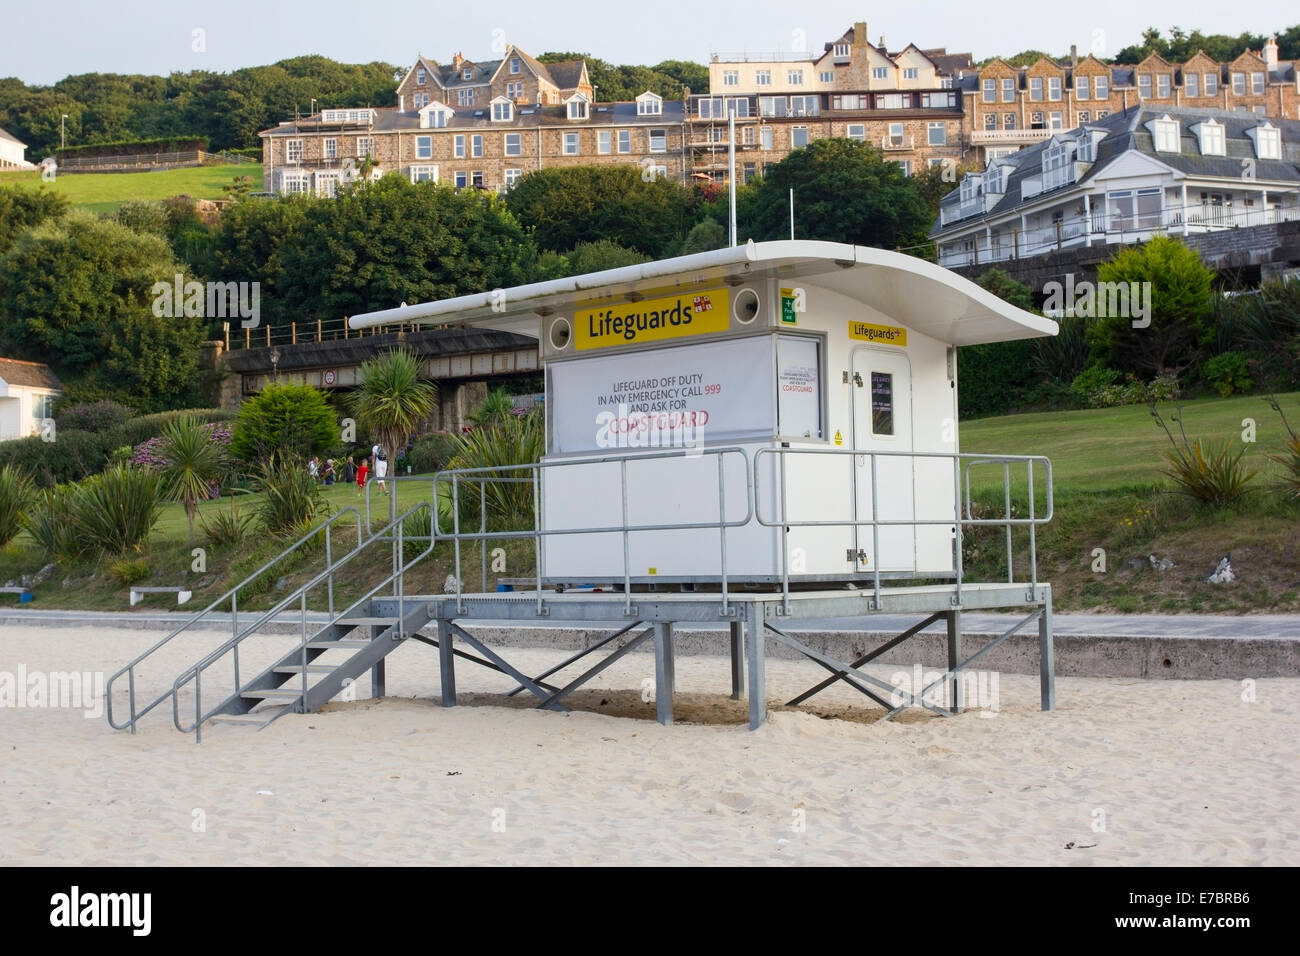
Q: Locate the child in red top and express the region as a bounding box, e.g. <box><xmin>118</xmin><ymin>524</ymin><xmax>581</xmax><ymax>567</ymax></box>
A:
<box><xmin>356</xmin><ymin>457</ymin><xmax>369</xmax><ymax>496</ymax></box>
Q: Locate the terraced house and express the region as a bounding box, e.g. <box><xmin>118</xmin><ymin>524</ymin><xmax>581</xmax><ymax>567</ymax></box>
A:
<box><xmin>930</xmin><ymin>106</ymin><xmax>1300</xmax><ymax>267</ymax></box>
<box><xmin>260</xmin><ymin>46</ymin><xmax>686</xmax><ymax>195</ymax></box>
<box><xmin>966</xmin><ymin>37</ymin><xmax>1300</xmax><ymax>165</ymax></box>
<box><xmin>695</xmin><ymin>22</ymin><xmax>971</xmax><ymax>182</ymax></box>
<box><xmin>702</xmin><ymin>24</ymin><xmax>1300</xmax><ymax>181</ymax></box>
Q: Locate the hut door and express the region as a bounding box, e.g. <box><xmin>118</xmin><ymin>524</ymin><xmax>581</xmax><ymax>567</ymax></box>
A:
<box><xmin>850</xmin><ymin>347</ymin><xmax>916</xmax><ymax>573</ymax></box>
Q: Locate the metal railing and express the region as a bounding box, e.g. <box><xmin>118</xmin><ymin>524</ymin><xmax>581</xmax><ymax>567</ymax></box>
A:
<box><xmin>105</xmin><ymin>507</ymin><xmax>363</xmax><ymax>733</ymax></box>
<box><xmin>753</xmin><ymin>447</ymin><xmax>1052</xmax><ymax>611</ymax></box>
<box><xmin>433</xmin><ymin>447</ymin><xmax>754</xmax><ymax>616</ymax></box>
<box><xmin>170</xmin><ymin>501</ymin><xmax>436</xmax><ymax>742</ymax></box>
<box><xmin>938</xmin><ymin>200</ymin><xmax>1300</xmax><ymax>264</ymax></box>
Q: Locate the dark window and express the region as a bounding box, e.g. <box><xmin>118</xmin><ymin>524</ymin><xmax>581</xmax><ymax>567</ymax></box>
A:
<box><xmin>871</xmin><ymin>373</ymin><xmax>894</xmax><ymax>436</ymax></box>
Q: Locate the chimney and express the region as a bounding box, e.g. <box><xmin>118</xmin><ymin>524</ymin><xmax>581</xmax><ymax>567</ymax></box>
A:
<box><xmin>1071</xmin><ymin>44</ymin><xmax>1078</xmax><ymax>69</ymax></box>
<box><xmin>879</xmin><ymin>35</ymin><xmax>886</xmax><ymax>52</ymax></box>
<box><xmin>853</xmin><ymin>22</ymin><xmax>866</xmax><ymax>46</ymax></box>
<box><xmin>1264</xmin><ymin>35</ymin><xmax>1278</xmax><ymax>69</ymax></box>
<box><xmin>452</xmin><ymin>51</ymin><xmax>464</xmax><ymax>69</ymax></box>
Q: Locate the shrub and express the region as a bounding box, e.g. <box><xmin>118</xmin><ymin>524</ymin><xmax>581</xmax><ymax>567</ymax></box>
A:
<box><xmin>1030</xmin><ymin>314</ymin><xmax>1090</xmax><ymax>385</ymax></box>
<box><xmin>469</xmin><ymin>388</ymin><xmax>518</xmax><ymax>427</ymax></box>
<box><xmin>1092</xmin><ymin>372</ymin><xmax>1179</xmax><ymax>408</ymax></box>
<box><xmin>1236</xmin><ymin>281</ymin><xmax>1300</xmax><ymax>390</ymax></box>
<box><xmin>1150</xmin><ymin>400</ymin><xmax>1256</xmax><ymax>506</ymax></box>
<box><xmin>23</xmin><ymin>486</ymin><xmax>80</xmax><ymax>561</ymax></box>
<box><xmin>65</xmin><ymin>464</ymin><xmax>163</xmax><ymax>556</ymax></box>
<box><xmin>0</xmin><ymin>464</ymin><xmax>33</xmax><ymax>547</ymax></box>
<box><xmin>446</xmin><ymin>411</ymin><xmax>545</xmax><ymax>530</ymax></box>
<box><xmin>55</xmin><ymin>400</ymin><xmax>136</xmax><ymax>434</ymax></box>
<box><xmin>406</xmin><ymin>432</ymin><xmax>461</xmax><ymax>474</ymax></box>
<box><xmin>1202</xmin><ymin>351</ymin><xmax>1254</xmax><ymax>398</ymax></box>
<box><xmin>253</xmin><ymin>456</ymin><xmax>326</xmax><ymax>537</ymax></box>
<box><xmin>109</xmin><ymin>558</ymin><xmax>150</xmax><ymax>587</ymax></box>
<box><xmin>200</xmin><ymin>499</ymin><xmax>255</xmax><ymax>549</ymax></box>
<box><xmin>401</xmin><ymin>506</ymin><xmax>433</xmax><ymax>564</ymax></box>
<box><xmin>158</xmin><ymin>416</ymin><xmax>229</xmax><ymax>541</ymax></box>
<box><xmin>1068</xmin><ymin>366</ymin><xmax>1120</xmax><ymax>405</ymax></box>
<box><xmin>0</xmin><ymin>429</ymin><xmax>122</xmax><ymax>486</ymax></box>
<box><xmin>231</xmin><ymin>384</ymin><xmax>338</xmax><ymax>465</ymax></box>
<box><xmin>118</xmin><ymin>408</ymin><xmax>232</xmax><ymax>449</ymax></box>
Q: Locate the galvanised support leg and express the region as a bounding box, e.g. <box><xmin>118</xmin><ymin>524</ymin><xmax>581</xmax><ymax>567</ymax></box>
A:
<box><xmin>370</xmin><ymin>624</ymin><xmax>385</xmax><ymax>699</ymax></box>
<box><xmin>653</xmin><ymin>622</ymin><xmax>675</xmax><ymax>726</ymax></box>
<box><xmin>729</xmin><ymin>620</ymin><xmax>744</xmax><ymax>700</ymax></box>
<box><xmin>1039</xmin><ymin>587</ymin><xmax>1055</xmax><ymax>711</ymax></box>
<box><xmin>746</xmin><ymin>603</ymin><xmax>766</xmax><ymax>730</ymax></box>
<box><xmin>438</xmin><ymin>619</ymin><xmax>456</xmax><ymax>707</ymax></box>
<box><xmin>946</xmin><ymin>610</ymin><xmax>963</xmax><ymax>714</ymax></box>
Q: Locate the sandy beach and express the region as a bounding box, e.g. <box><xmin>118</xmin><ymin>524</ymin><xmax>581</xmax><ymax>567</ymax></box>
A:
<box><xmin>1</xmin><ymin>622</ymin><xmax>1296</xmax><ymax>866</ymax></box>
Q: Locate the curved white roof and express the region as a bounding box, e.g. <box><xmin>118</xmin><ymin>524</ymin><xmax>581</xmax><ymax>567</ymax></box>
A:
<box><xmin>349</xmin><ymin>239</ymin><xmax>1057</xmax><ymax>346</ymax></box>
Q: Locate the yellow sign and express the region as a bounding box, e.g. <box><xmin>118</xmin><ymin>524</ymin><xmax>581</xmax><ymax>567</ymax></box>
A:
<box><xmin>575</xmin><ymin>289</ymin><xmax>731</xmax><ymax>350</ymax></box>
<box><xmin>849</xmin><ymin>321</ymin><xmax>907</xmax><ymax>347</ymax></box>
<box><xmin>833</xmin><ymin>430</ymin><xmax>843</xmax><ymax>446</ymax></box>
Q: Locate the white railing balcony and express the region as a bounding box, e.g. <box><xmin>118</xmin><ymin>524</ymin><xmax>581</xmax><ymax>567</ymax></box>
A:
<box><xmin>882</xmin><ymin>136</ymin><xmax>915</xmax><ymax>151</ymax></box>
<box><xmin>970</xmin><ymin>128</ymin><xmax>1054</xmax><ymax>144</ymax></box>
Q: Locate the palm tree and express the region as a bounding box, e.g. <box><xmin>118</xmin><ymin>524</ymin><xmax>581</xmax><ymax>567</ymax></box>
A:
<box><xmin>347</xmin><ymin>348</ymin><xmax>438</xmax><ymax>525</ymax></box>
<box><xmin>160</xmin><ymin>416</ymin><xmax>226</xmax><ymax>542</ymax></box>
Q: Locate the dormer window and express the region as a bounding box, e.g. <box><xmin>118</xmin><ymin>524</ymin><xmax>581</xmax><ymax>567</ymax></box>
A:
<box><xmin>1248</xmin><ymin>122</ymin><xmax>1281</xmax><ymax>160</ymax></box>
<box><xmin>491</xmin><ymin>97</ymin><xmax>514</xmax><ymax>122</ymax></box>
<box><xmin>636</xmin><ymin>91</ymin><xmax>663</xmax><ymax>116</ymax></box>
<box><xmin>1042</xmin><ymin>141</ymin><xmax>1074</xmax><ymax>189</ymax></box>
<box><xmin>420</xmin><ymin>103</ymin><xmax>454</xmax><ymax>129</ymax></box>
<box><xmin>834</xmin><ymin>43</ymin><xmax>850</xmax><ymax>57</ymax></box>
<box><xmin>567</xmin><ymin>94</ymin><xmax>589</xmax><ymax>120</ymax></box>
<box><xmin>1077</xmin><ymin>131</ymin><xmax>1099</xmax><ymax>162</ymax></box>
<box><xmin>1193</xmin><ymin>119</ymin><xmax>1225</xmax><ymax>156</ymax></box>
<box><xmin>462</xmin><ymin>67</ymin><xmax>473</xmax><ymax>81</ymax></box>
<box><xmin>959</xmin><ymin>174</ymin><xmax>980</xmax><ymax>203</ymax></box>
<box><xmin>982</xmin><ymin>163</ymin><xmax>1005</xmax><ymax>195</ymax></box>
<box><xmin>1150</xmin><ymin>116</ymin><xmax>1180</xmax><ymax>152</ymax></box>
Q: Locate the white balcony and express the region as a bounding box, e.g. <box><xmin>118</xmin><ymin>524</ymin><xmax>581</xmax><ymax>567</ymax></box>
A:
<box><xmin>970</xmin><ymin>129</ymin><xmax>1055</xmax><ymax>145</ymax></box>
<box><xmin>881</xmin><ymin>135</ymin><xmax>915</xmax><ymax>151</ymax></box>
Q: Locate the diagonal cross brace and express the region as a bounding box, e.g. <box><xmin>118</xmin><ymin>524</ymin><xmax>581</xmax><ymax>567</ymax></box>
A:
<box><xmin>506</xmin><ymin>620</ymin><xmax>645</xmax><ymax>698</ymax></box>
<box><xmin>882</xmin><ymin>607</ymin><xmax>1044</xmax><ymax>720</ymax></box>
<box><xmin>534</xmin><ymin>627</ymin><xmax>654</xmax><ymax>711</ymax></box>
<box><xmin>445</xmin><ymin>621</ymin><xmax>569</xmax><ymax>711</ymax></box>
<box><xmin>407</xmin><ymin>633</ymin><xmax>562</xmax><ymax>694</ymax></box>
<box><xmin>764</xmin><ymin>624</ymin><xmax>912</xmax><ymax>710</ymax></box>
<box><xmin>787</xmin><ymin>612</ymin><xmax>944</xmax><ymax>706</ymax></box>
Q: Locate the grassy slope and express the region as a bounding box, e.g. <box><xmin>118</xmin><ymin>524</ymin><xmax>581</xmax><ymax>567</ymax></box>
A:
<box><xmin>961</xmin><ymin>392</ymin><xmax>1300</xmax><ymax>613</ymax></box>
<box><xmin>0</xmin><ymin>165</ymin><xmax>263</xmax><ymax>214</ymax></box>
<box><xmin>3</xmin><ymin>393</ymin><xmax>1298</xmax><ymax>615</ymax></box>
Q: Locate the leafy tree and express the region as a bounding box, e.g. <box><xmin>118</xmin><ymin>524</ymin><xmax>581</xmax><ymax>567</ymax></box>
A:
<box><xmin>206</xmin><ymin>192</ymin><xmax>312</xmax><ymax>332</ymax></box>
<box><xmin>277</xmin><ymin>177</ymin><xmax>535</xmax><ymax>320</ymax></box>
<box><xmin>0</xmin><ymin>184</ymin><xmax>67</xmax><ymax>255</ymax></box>
<box><xmin>0</xmin><ymin>210</ymin><xmax>203</xmax><ymax>410</ymax></box>
<box><xmin>679</xmin><ymin>217</ymin><xmax>727</xmax><ymax>255</ymax></box>
<box><xmin>957</xmin><ymin>270</ymin><xmax>1040</xmax><ymax>418</ymax></box>
<box><xmin>565</xmin><ymin>239</ymin><xmax>650</xmax><ymax>275</ymax></box>
<box><xmin>1090</xmin><ymin>237</ymin><xmax>1215</xmax><ymax>376</ymax></box>
<box><xmin>909</xmin><ymin>160</ymin><xmax>978</xmax><ymax>221</ymax></box>
<box><xmin>229</xmin><ymin>382</ymin><xmax>338</xmax><ymax>464</ymax></box>
<box><xmin>743</xmin><ymin>139</ymin><xmax>930</xmax><ymax>250</ymax></box>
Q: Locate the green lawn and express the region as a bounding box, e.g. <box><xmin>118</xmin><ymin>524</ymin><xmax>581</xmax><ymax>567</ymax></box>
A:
<box><xmin>962</xmin><ymin>391</ymin><xmax>1299</xmax><ymax>493</ymax></box>
<box><xmin>0</xmin><ymin>165</ymin><xmax>263</xmax><ymax>214</ymax></box>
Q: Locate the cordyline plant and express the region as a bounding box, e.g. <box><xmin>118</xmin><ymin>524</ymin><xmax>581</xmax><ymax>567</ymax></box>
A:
<box><xmin>1149</xmin><ymin>397</ymin><xmax>1256</xmax><ymax>507</ymax></box>
<box><xmin>1265</xmin><ymin>395</ymin><xmax>1300</xmax><ymax>500</ymax></box>
<box><xmin>348</xmin><ymin>348</ymin><xmax>437</xmax><ymax>523</ymax></box>
<box><xmin>158</xmin><ymin>416</ymin><xmax>228</xmax><ymax>542</ymax></box>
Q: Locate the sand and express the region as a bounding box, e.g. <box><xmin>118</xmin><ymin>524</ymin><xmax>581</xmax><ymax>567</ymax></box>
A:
<box><xmin>1</xmin><ymin>623</ymin><xmax>1296</xmax><ymax>866</ymax></box>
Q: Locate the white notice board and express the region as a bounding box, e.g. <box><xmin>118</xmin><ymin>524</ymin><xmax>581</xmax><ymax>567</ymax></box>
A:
<box><xmin>549</xmin><ymin>336</ymin><xmax>775</xmax><ymax>454</ymax></box>
<box><xmin>776</xmin><ymin>335</ymin><xmax>822</xmax><ymax>439</ymax></box>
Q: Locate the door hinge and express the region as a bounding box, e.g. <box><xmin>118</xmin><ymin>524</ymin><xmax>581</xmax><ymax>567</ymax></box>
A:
<box><xmin>846</xmin><ymin>549</ymin><xmax>869</xmax><ymax>564</ymax></box>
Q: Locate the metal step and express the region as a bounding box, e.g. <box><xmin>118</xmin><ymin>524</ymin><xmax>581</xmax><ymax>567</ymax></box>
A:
<box><xmin>273</xmin><ymin>664</ymin><xmax>336</xmax><ymax>675</ymax></box>
<box><xmin>241</xmin><ymin>688</ymin><xmax>302</xmax><ymax>700</ymax></box>
<box><xmin>209</xmin><ymin>711</ymin><xmax>282</xmax><ymax>726</ymax></box>
<box><xmin>336</xmin><ymin>616</ymin><xmax>399</xmax><ymax>626</ymax></box>
<box><xmin>306</xmin><ymin>638</ymin><xmax>372</xmax><ymax>650</ymax></box>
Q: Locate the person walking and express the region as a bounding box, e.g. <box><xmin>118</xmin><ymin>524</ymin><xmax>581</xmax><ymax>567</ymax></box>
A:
<box><xmin>356</xmin><ymin>456</ymin><xmax>369</xmax><ymax>497</ymax></box>
<box><xmin>372</xmin><ymin>442</ymin><xmax>389</xmax><ymax>495</ymax></box>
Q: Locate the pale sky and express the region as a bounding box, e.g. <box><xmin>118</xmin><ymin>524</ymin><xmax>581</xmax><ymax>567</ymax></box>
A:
<box><xmin>1</xmin><ymin>0</ymin><xmax>1296</xmax><ymax>86</ymax></box>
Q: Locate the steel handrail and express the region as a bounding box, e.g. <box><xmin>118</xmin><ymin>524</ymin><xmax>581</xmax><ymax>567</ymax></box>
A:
<box><xmin>432</xmin><ymin>447</ymin><xmax>754</xmax><ymax>614</ymax></box>
<box><xmin>105</xmin><ymin>507</ymin><xmax>363</xmax><ymax>733</ymax></box>
<box><xmin>170</xmin><ymin>502</ymin><xmax>435</xmax><ymax>739</ymax></box>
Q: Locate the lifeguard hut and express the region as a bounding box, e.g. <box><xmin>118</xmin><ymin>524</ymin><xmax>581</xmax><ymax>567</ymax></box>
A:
<box><xmin>104</xmin><ymin>241</ymin><xmax>1060</xmax><ymax>740</ymax></box>
<box><xmin>351</xmin><ymin>240</ymin><xmax>1059</xmax><ymax>728</ymax></box>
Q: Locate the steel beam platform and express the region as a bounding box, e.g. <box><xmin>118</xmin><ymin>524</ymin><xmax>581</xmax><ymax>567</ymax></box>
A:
<box><xmin>374</xmin><ymin>582</ymin><xmax>1054</xmax><ymax>730</ymax></box>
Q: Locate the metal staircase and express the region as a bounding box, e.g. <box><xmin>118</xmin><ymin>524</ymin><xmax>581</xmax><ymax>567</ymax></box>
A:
<box><xmin>107</xmin><ymin>501</ymin><xmax>437</xmax><ymax>742</ymax></box>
